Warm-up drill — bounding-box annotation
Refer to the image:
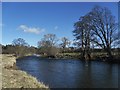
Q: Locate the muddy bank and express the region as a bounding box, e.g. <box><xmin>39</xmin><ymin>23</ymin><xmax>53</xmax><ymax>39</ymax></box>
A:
<box><xmin>1</xmin><ymin>54</ymin><xmax>49</xmax><ymax>89</ymax></box>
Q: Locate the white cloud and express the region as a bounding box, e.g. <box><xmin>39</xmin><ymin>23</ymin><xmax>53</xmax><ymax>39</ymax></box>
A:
<box><xmin>19</xmin><ymin>25</ymin><xmax>45</xmax><ymax>34</ymax></box>
<box><xmin>54</xmin><ymin>26</ymin><xmax>58</xmax><ymax>30</ymax></box>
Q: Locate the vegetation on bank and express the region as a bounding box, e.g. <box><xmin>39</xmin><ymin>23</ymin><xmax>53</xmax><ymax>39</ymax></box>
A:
<box><xmin>2</xmin><ymin>54</ymin><xmax>49</xmax><ymax>89</ymax></box>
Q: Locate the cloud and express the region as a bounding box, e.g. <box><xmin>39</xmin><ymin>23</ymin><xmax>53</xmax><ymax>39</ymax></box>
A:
<box><xmin>19</xmin><ymin>25</ymin><xmax>45</xmax><ymax>34</ymax></box>
<box><xmin>54</xmin><ymin>26</ymin><xmax>58</xmax><ymax>30</ymax></box>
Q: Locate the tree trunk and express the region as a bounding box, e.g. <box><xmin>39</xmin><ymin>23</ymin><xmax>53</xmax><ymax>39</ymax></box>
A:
<box><xmin>81</xmin><ymin>48</ymin><xmax>85</xmax><ymax>59</ymax></box>
<box><xmin>85</xmin><ymin>49</ymin><xmax>91</xmax><ymax>60</ymax></box>
<box><xmin>106</xmin><ymin>47</ymin><xmax>113</xmax><ymax>58</ymax></box>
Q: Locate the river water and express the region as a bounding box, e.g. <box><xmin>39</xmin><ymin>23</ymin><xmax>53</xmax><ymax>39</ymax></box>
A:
<box><xmin>16</xmin><ymin>56</ymin><xmax>118</xmax><ymax>88</ymax></box>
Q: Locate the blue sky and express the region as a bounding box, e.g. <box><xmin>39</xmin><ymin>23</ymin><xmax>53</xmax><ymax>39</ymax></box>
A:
<box><xmin>2</xmin><ymin>2</ymin><xmax>118</xmax><ymax>47</ymax></box>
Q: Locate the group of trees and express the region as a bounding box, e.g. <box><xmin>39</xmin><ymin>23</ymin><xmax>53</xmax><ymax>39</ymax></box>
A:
<box><xmin>2</xmin><ymin>38</ymin><xmax>37</xmax><ymax>57</ymax></box>
<box><xmin>73</xmin><ymin>6</ymin><xmax>119</xmax><ymax>60</ymax></box>
<box><xmin>37</xmin><ymin>34</ymin><xmax>59</xmax><ymax>57</ymax></box>
<box><xmin>1</xmin><ymin>6</ymin><xmax>119</xmax><ymax>60</ymax></box>
<box><xmin>37</xmin><ymin>34</ymin><xmax>72</xmax><ymax>57</ymax></box>
<box><xmin>2</xmin><ymin>35</ymin><xmax>72</xmax><ymax>58</ymax></box>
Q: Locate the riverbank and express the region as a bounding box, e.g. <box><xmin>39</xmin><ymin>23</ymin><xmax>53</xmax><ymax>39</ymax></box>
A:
<box><xmin>1</xmin><ymin>54</ymin><xmax>49</xmax><ymax>89</ymax></box>
<box><xmin>39</xmin><ymin>52</ymin><xmax>120</xmax><ymax>63</ymax></box>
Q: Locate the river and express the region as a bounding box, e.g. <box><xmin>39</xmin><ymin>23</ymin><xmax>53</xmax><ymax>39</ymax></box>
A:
<box><xmin>16</xmin><ymin>56</ymin><xmax>118</xmax><ymax>88</ymax></box>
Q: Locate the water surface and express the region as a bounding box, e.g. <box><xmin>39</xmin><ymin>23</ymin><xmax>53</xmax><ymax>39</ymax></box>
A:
<box><xmin>16</xmin><ymin>56</ymin><xmax>118</xmax><ymax>88</ymax></box>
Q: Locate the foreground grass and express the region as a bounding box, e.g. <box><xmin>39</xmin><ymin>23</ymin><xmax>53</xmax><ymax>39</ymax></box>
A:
<box><xmin>1</xmin><ymin>54</ymin><xmax>49</xmax><ymax>89</ymax></box>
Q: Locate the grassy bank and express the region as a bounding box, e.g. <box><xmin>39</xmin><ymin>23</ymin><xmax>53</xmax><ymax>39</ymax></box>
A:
<box><xmin>1</xmin><ymin>54</ymin><xmax>49</xmax><ymax>89</ymax></box>
<box><xmin>57</xmin><ymin>52</ymin><xmax>80</xmax><ymax>59</ymax></box>
<box><xmin>47</xmin><ymin>52</ymin><xmax>120</xmax><ymax>63</ymax></box>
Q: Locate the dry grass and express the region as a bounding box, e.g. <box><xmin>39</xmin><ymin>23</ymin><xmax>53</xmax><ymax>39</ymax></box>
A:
<box><xmin>1</xmin><ymin>54</ymin><xmax>49</xmax><ymax>89</ymax></box>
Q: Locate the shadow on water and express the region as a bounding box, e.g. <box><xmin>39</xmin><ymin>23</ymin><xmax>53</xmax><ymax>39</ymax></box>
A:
<box><xmin>16</xmin><ymin>56</ymin><xmax>118</xmax><ymax>88</ymax></box>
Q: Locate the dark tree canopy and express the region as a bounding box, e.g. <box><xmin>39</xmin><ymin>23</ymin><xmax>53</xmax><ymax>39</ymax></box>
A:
<box><xmin>73</xmin><ymin>6</ymin><xmax>119</xmax><ymax>59</ymax></box>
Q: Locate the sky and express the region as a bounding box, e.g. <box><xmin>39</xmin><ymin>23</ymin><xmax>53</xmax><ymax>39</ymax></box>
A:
<box><xmin>2</xmin><ymin>0</ymin><xmax>120</xmax><ymax>2</ymax></box>
<box><xmin>2</xmin><ymin>2</ymin><xmax>118</xmax><ymax>47</ymax></box>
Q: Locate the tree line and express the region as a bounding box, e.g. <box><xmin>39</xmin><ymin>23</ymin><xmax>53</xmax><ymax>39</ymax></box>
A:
<box><xmin>1</xmin><ymin>6</ymin><xmax>120</xmax><ymax>60</ymax></box>
<box><xmin>1</xmin><ymin>35</ymin><xmax>74</xmax><ymax>58</ymax></box>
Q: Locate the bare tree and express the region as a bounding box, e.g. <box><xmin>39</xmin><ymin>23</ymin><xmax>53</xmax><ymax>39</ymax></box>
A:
<box><xmin>73</xmin><ymin>6</ymin><xmax>118</xmax><ymax>60</ymax></box>
<box><xmin>12</xmin><ymin>38</ymin><xmax>28</xmax><ymax>46</ymax></box>
<box><xmin>37</xmin><ymin>34</ymin><xmax>59</xmax><ymax>57</ymax></box>
<box><xmin>43</xmin><ymin>34</ymin><xmax>58</xmax><ymax>46</ymax></box>
<box><xmin>60</xmin><ymin>37</ymin><xmax>71</xmax><ymax>52</ymax></box>
<box><xmin>12</xmin><ymin>38</ymin><xmax>29</xmax><ymax>57</ymax></box>
<box><xmin>73</xmin><ymin>15</ymin><xmax>92</xmax><ymax>60</ymax></box>
<box><xmin>89</xmin><ymin>6</ymin><xmax>118</xmax><ymax>58</ymax></box>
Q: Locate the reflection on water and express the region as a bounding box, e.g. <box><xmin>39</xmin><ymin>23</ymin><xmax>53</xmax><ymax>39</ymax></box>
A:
<box><xmin>16</xmin><ymin>56</ymin><xmax>118</xmax><ymax>88</ymax></box>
